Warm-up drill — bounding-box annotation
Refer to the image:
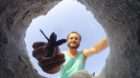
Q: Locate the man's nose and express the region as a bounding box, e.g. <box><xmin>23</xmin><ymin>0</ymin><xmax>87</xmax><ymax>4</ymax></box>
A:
<box><xmin>72</xmin><ymin>38</ymin><xmax>76</xmax><ymax>41</ymax></box>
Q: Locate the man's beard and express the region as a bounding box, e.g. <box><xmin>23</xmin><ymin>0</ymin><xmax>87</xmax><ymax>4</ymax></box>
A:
<box><xmin>68</xmin><ymin>43</ymin><xmax>80</xmax><ymax>49</ymax></box>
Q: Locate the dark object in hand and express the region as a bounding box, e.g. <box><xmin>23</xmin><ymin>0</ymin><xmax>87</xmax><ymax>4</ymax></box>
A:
<box><xmin>32</xmin><ymin>42</ymin><xmax>65</xmax><ymax>74</ymax></box>
<box><xmin>40</xmin><ymin>29</ymin><xmax>66</xmax><ymax>57</ymax></box>
<box><xmin>32</xmin><ymin>30</ymin><xmax>66</xmax><ymax>74</ymax></box>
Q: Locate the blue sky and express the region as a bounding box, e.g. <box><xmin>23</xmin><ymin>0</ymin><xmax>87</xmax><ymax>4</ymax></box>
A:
<box><xmin>25</xmin><ymin>0</ymin><xmax>110</xmax><ymax>78</ymax></box>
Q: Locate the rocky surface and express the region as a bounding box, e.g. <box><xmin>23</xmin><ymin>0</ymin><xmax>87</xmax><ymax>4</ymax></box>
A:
<box><xmin>0</xmin><ymin>0</ymin><xmax>61</xmax><ymax>78</ymax></box>
<box><xmin>0</xmin><ymin>0</ymin><xmax>140</xmax><ymax>78</ymax></box>
<box><xmin>78</xmin><ymin>0</ymin><xmax>140</xmax><ymax>78</ymax></box>
<box><xmin>70</xmin><ymin>70</ymin><xmax>95</xmax><ymax>78</ymax></box>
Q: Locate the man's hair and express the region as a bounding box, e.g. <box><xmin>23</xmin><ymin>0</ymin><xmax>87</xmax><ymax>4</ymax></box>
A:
<box><xmin>67</xmin><ymin>32</ymin><xmax>81</xmax><ymax>41</ymax></box>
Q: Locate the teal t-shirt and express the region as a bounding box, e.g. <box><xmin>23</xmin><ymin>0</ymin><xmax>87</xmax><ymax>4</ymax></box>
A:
<box><xmin>59</xmin><ymin>51</ymin><xmax>85</xmax><ymax>78</ymax></box>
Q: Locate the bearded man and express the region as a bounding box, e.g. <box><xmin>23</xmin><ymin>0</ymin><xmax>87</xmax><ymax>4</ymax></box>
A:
<box><xmin>32</xmin><ymin>32</ymin><xmax>108</xmax><ymax>78</ymax></box>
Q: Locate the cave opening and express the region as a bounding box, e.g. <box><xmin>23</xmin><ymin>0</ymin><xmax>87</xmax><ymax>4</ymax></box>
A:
<box><xmin>25</xmin><ymin>0</ymin><xmax>110</xmax><ymax>77</ymax></box>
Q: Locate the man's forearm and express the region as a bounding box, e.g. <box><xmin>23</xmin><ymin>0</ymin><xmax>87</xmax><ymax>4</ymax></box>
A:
<box><xmin>83</xmin><ymin>38</ymin><xmax>108</xmax><ymax>57</ymax></box>
<box><xmin>94</xmin><ymin>38</ymin><xmax>108</xmax><ymax>53</ymax></box>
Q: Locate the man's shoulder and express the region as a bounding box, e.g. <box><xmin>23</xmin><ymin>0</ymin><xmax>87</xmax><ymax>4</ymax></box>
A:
<box><xmin>78</xmin><ymin>50</ymin><xmax>84</xmax><ymax>55</ymax></box>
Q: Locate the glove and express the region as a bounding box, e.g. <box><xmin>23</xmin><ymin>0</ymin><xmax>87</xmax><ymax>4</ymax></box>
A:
<box><xmin>32</xmin><ymin>31</ymin><xmax>67</xmax><ymax>74</ymax></box>
<box><xmin>32</xmin><ymin>42</ymin><xmax>65</xmax><ymax>74</ymax></box>
<box><xmin>39</xmin><ymin>30</ymin><xmax>66</xmax><ymax>57</ymax></box>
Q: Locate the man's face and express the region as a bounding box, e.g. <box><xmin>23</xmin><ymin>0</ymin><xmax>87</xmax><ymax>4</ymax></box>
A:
<box><xmin>67</xmin><ymin>33</ymin><xmax>81</xmax><ymax>49</ymax></box>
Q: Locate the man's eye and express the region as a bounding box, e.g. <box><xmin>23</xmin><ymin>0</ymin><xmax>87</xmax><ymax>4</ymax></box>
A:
<box><xmin>75</xmin><ymin>38</ymin><xmax>78</xmax><ymax>40</ymax></box>
<box><xmin>70</xmin><ymin>37</ymin><xmax>73</xmax><ymax>39</ymax></box>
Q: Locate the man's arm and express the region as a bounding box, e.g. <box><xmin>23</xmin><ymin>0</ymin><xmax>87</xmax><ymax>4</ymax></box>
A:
<box><xmin>83</xmin><ymin>38</ymin><xmax>108</xmax><ymax>57</ymax></box>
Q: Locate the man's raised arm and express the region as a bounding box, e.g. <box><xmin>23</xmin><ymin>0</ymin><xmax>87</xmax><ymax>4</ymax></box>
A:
<box><xmin>83</xmin><ymin>38</ymin><xmax>108</xmax><ymax>57</ymax></box>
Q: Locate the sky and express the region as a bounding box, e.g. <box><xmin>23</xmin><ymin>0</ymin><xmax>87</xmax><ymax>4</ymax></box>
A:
<box><xmin>25</xmin><ymin>0</ymin><xmax>110</xmax><ymax>78</ymax></box>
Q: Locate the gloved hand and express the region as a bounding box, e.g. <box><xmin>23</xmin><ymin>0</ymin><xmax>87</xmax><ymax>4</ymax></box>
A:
<box><xmin>32</xmin><ymin>31</ymin><xmax>67</xmax><ymax>74</ymax></box>
<box><xmin>32</xmin><ymin>42</ymin><xmax>65</xmax><ymax>74</ymax></box>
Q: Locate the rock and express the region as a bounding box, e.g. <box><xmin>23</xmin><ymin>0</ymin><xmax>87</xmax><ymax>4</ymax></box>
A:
<box><xmin>0</xmin><ymin>0</ymin><xmax>62</xmax><ymax>78</ymax></box>
<box><xmin>0</xmin><ymin>0</ymin><xmax>140</xmax><ymax>78</ymax></box>
<box><xmin>70</xmin><ymin>70</ymin><xmax>95</xmax><ymax>78</ymax></box>
<box><xmin>78</xmin><ymin>0</ymin><xmax>140</xmax><ymax>78</ymax></box>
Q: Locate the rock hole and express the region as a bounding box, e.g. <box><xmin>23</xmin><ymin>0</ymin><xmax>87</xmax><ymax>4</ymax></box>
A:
<box><xmin>25</xmin><ymin>0</ymin><xmax>110</xmax><ymax>77</ymax></box>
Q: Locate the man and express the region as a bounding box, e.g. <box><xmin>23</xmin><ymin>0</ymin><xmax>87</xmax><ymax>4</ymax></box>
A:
<box><xmin>32</xmin><ymin>32</ymin><xmax>108</xmax><ymax>78</ymax></box>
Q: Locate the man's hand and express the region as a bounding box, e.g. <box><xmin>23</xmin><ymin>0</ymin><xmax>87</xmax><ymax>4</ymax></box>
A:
<box><xmin>32</xmin><ymin>42</ymin><xmax>65</xmax><ymax>74</ymax></box>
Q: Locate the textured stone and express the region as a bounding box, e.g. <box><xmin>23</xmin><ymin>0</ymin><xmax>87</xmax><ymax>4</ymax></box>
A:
<box><xmin>71</xmin><ymin>70</ymin><xmax>95</xmax><ymax>78</ymax></box>
<box><xmin>0</xmin><ymin>0</ymin><xmax>61</xmax><ymax>78</ymax></box>
<box><xmin>78</xmin><ymin>0</ymin><xmax>140</xmax><ymax>78</ymax></box>
<box><xmin>0</xmin><ymin>0</ymin><xmax>140</xmax><ymax>78</ymax></box>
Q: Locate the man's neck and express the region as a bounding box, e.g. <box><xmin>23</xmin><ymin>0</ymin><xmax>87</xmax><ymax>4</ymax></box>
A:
<box><xmin>68</xmin><ymin>48</ymin><xmax>78</xmax><ymax>58</ymax></box>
